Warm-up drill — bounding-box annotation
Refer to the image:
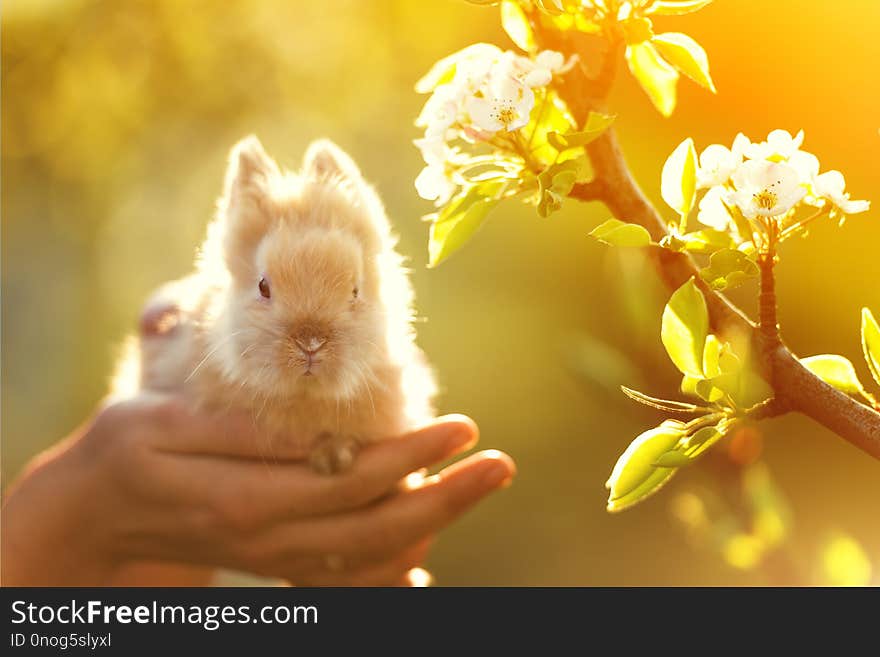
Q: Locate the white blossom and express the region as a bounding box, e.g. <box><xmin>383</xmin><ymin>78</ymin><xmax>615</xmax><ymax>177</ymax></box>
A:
<box><xmin>465</xmin><ymin>74</ymin><xmax>535</xmax><ymax>133</ymax></box>
<box><xmin>415</xmin><ymin>84</ymin><xmax>465</xmax><ymax>139</ymax></box>
<box><xmin>696</xmin><ymin>133</ymin><xmax>749</xmax><ymax>189</ymax></box>
<box><xmin>727</xmin><ymin>160</ymin><xmax>806</xmax><ymax>219</ymax></box>
<box><xmin>814</xmin><ymin>170</ymin><xmax>871</xmax><ymax>215</ymax></box>
<box><xmin>413</xmin><ymin>138</ymin><xmax>456</xmax><ymax>205</ymax></box>
<box><xmin>787</xmin><ymin>150</ymin><xmax>819</xmax><ymax>186</ymax></box>
<box><xmin>519</xmin><ymin>50</ymin><xmax>572</xmax><ymax>88</ymax></box>
<box><xmin>415</xmin><ymin>45</ymin><xmax>566</xmax><ymax>142</ymax></box>
<box><xmin>743</xmin><ymin>129</ymin><xmax>805</xmax><ymax>161</ymax></box>
<box><xmin>413</xmin><ymin>44</ymin><xmax>576</xmax><ymax>208</ymax></box>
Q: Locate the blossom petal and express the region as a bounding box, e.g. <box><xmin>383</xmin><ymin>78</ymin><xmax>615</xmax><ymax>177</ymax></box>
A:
<box><xmin>736</xmin><ymin>160</ymin><xmax>800</xmax><ymax>194</ymax></box>
<box><xmin>727</xmin><ymin>190</ymin><xmax>758</xmax><ymax>218</ymax></box>
<box><xmin>535</xmin><ymin>50</ymin><xmax>565</xmax><ymax>71</ymax></box>
<box><xmin>415</xmin><ymin>43</ymin><xmax>503</xmax><ymax>93</ymax></box>
<box><xmin>731</xmin><ymin>133</ymin><xmax>751</xmax><ymax>160</ymax></box>
<box><xmin>815</xmin><ymin>170</ymin><xmax>846</xmax><ymax>197</ymax></box>
<box><xmin>465</xmin><ymin>96</ymin><xmax>504</xmax><ymax>133</ymax></box>
<box><xmin>788</xmin><ymin>150</ymin><xmax>819</xmax><ymax>183</ymax></box>
<box><xmin>744</xmin><ymin>129</ymin><xmax>805</xmax><ymax>161</ymax></box>
<box><xmin>840</xmin><ymin>198</ymin><xmax>871</xmax><ymax>214</ymax></box>
<box><xmin>522</xmin><ymin>68</ymin><xmax>552</xmax><ymax>88</ymax></box>
<box><xmin>415</xmin><ymin>165</ymin><xmax>449</xmax><ymax>202</ymax></box>
<box><xmin>774</xmin><ymin>186</ymin><xmax>807</xmax><ymax>213</ymax></box>
<box><xmin>416</xmin><ymin>84</ymin><xmax>462</xmax><ymax>136</ymax></box>
<box><xmin>414</xmin><ymin>137</ymin><xmax>446</xmax><ymax>165</ymax></box>
<box><xmin>513</xmin><ymin>82</ymin><xmax>535</xmax><ymax>118</ymax></box>
<box><xmin>815</xmin><ymin>170</ymin><xmax>871</xmax><ymax>215</ymax></box>
<box><xmin>697</xmin><ymin>186</ymin><xmax>730</xmax><ymax>229</ymax></box>
<box><xmin>697</xmin><ymin>144</ymin><xmax>735</xmax><ymax>188</ymax></box>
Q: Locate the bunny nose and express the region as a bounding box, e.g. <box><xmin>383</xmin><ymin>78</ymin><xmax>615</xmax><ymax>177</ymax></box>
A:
<box><xmin>295</xmin><ymin>335</ymin><xmax>327</xmax><ymax>356</ymax></box>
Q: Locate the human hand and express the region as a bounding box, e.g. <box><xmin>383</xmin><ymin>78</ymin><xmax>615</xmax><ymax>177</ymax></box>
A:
<box><xmin>1</xmin><ymin>393</ymin><xmax>515</xmax><ymax>586</ymax></box>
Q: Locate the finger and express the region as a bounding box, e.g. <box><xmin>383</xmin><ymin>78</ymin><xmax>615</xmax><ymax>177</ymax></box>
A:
<box><xmin>256</xmin><ymin>450</ymin><xmax>516</xmax><ymax>562</ymax></box>
<box><xmin>124</xmin><ymin>393</ymin><xmax>313</xmax><ymax>461</ymax></box>
<box><xmin>148</xmin><ymin>417</ymin><xmax>479</xmax><ymax>531</ymax></box>
<box><xmin>342</xmin><ymin>413</ymin><xmax>478</xmax><ymax>494</ymax></box>
<box><xmin>295</xmin><ymin>538</ymin><xmax>433</xmax><ymax>587</ymax></box>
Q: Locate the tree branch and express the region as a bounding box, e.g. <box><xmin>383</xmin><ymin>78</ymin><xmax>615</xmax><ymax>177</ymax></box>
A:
<box><xmin>569</xmin><ymin>178</ymin><xmax>607</xmax><ymax>202</ymax></box>
<box><xmin>533</xmin><ymin>16</ymin><xmax>880</xmax><ymax>461</ymax></box>
<box><xmin>758</xmin><ymin>254</ymin><xmax>781</xmax><ymax>351</ymax></box>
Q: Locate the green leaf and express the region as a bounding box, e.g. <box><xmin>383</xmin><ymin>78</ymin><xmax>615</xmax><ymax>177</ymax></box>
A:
<box><xmin>861</xmin><ymin>307</ymin><xmax>880</xmax><ymax>388</ymax></box>
<box><xmin>646</xmin><ymin>0</ymin><xmax>715</xmax><ymax>15</ymax></box>
<box><xmin>537</xmin><ymin>190</ymin><xmax>563</xmax><ymax>218</ymax></box>
<box><xmin>536</xmin><ymin>160</ymin><xmax>580</xmax><ymax>218</ymax></box>
<box><xmin>500</xmin><ymin>0</ymin><xmax>536</xmax><ymax>52</ymax></box>
<box><xmin>525</xmin><ymin>89</ymin><xmax>577</xmax><ymax>166</ymax></box>
<box><xmin>671</xmin><ymin>229</ymin><xmax>735</xmax><ymax>255</ymax></box>
<box><xmin>652</xmin><ymin>32</ymin><xmax>716</xmax><ymax>93</ymax></box>
<box><xmin>620</xmin><ymin>385</ymin><xmax>706</xmax><ymax>413</ymax></box>
<box><xmin>655</xmin><ymin>417</ymin><xmax>733</xmax><ymax>466</ymax></box>
<box><xmin>682</xmin><ymin>420</ymin><xmax>730</xmax><ymax>459</ymax></box>
<box><xmin>701</xmin><ymin>342</ymin><xmax>741</xmax><ymax>403</ymax></box>
<box><xmin>735</xmin><ymin>362</ymin><xmax>774</xmax><ymax>409</ymax></box>
<box><xmin>455</xmin><ymin>156</ymin><xmax>524</xmax><ymax>183</ymax></box>
<box><xmin>661</xmin><ymin>137</ymin><xmax>697</xmax><ymax>228</ymax></box>
<box><xmin>683</xmin><ymin>229</ymin><xmax>735</xmax><ymax>254</ymax></box>
<box><xmin>589</xmin><ymin>219</ymin><xmax>653</xmax><ymax>247</ymax></box>
<box><xmin>428</xmin><ymin>183</ymin><xmax>502</xmax><ymax>267</ymax></box>
<box><xmin>661</xmin><ymin>278</ymin><xmax>709</xmax><ymax>378</ymax></box>
<box><xmin>547</xmin><ymin>112</ymin><xmax>616</xmax><ymax>151</ymax></box>
<box><xmin>699</xmin><ymin>248</ymin><xmax>759</xmax><ymax>291</ymax></box>
<box><xmin>726</xmin><ymin>204</ymin><xmax>755</xmax><ymax>248</ymax></box>
<box><xmin>801</xmin><ymin>354</ymin><xmax>872</xmax><ymax>402</ymax></box>
<box><xmin>681</xmin><ymin>374</ymin><xmax>700</xmax><ymax>397</ymax></box>
<box><xmin>606</xmin><ymin>425</ymin><xmax>684</xmax><ymax>512</ymax></box>
<box><xmin>694</xmin><ymin>378</ymin><xmax>725</xmax><ymax>403</ymax></box>
<box><xmin>653</xmin><ymin>450</ymin><xmax>692</xmax><ymax>467</ymax></box>
<box><xmin>702</xmin><ymin>334</ymin><xmax>739</xmax><ymax>377</ymax></box>
<box><xmin>696</xmin><ymin>336</ymin><xmax>772</xmax><ymax>409</ymax></box>
<box><xmin>625</xmin><ymin>41</ymin><xmax>679</xmax><ymax>117</ymax></box>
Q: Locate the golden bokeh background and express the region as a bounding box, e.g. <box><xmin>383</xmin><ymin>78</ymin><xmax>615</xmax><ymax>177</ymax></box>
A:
<box><xmin>3</xmin><ymin>0</ymin><xmax>878</xmax><ymax>585</ymax></box>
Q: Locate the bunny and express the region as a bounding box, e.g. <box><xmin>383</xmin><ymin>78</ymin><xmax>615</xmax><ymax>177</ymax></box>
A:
<box><xmin>112</xmin><ymin>136</ymin><xmax>436</xmax><ymax>474</ymax></box>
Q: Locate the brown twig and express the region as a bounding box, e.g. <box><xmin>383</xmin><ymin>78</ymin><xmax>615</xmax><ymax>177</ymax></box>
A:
<box><xmin>569</xmin><ymin>178</ymin><xmax>607</xmax><ymax>202</ymax></box>
<box><xmin>532</xmin><ymin>13</ymin><xmax>880</xmax><ymax>460</ymax></box>
<box><xmin>758</xmin><ymin>254</ymin><xmax>780</xmax><ymax>350</ymax></box>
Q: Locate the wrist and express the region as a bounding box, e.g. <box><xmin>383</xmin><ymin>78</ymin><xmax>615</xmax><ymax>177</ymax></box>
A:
<box><xmin>1</xmin><ymin>424</ymin><xmax>118</xmax><ymax>585</ymax></box>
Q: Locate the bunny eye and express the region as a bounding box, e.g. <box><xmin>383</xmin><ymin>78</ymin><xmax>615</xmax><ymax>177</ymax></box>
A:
<box><xmin>352</xmin><ymin>285</ymin><xmax>359</xmax><ymax>299</ymax></box>
<box><xmin>258</xmin><ymin>277</ymin><xmax>271</xmax><ymax>299</ymax></box>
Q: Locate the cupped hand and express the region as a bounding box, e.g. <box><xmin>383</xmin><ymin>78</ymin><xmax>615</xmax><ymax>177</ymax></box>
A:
<box><xmin>1</xmin><ymin>393</ymin><xmax>515</xmax><ymax>586</ymax></box>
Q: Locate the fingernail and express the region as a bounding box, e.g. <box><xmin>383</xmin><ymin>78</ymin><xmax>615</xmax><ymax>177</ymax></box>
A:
<box><xmin>481</xmin><ymin>460</ymin><xmax>513</xmax><ymax>489</ymax></box>
<box><xmin>446</xmin><ymin>424</ymin><xmax>477</xmax><ymax>452</ymax></box>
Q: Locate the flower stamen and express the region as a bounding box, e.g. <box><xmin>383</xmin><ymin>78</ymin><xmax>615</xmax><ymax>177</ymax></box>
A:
<box><xmin>498</xmin><ymin>108</ymin><xmax>516</xmax><ymax>126</ymax></box>
<box><xmin>752</xmin><ymin>189</ymin><xmax>778</xmax><ymax>211</ymax></box>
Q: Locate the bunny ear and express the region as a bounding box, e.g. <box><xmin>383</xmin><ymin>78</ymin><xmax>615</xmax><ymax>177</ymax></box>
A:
<box><xmin>219</xmin><ymin>135</ymin><xmax>278</xmax><ymax>234</ymax></box>
<box><xmin>224</xmin><ymin>135</ymin><xmax>279</xmax><ymax>198</ymax></box>
<box><xmin>217</xmin><ymin>136</ymin><xmax>280</xmax><ymax>278</ymax></box>
<box><xmin>302</xmin><ymin>139</ymin><xmax>362</xmax><ymax>181</ymax></box>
